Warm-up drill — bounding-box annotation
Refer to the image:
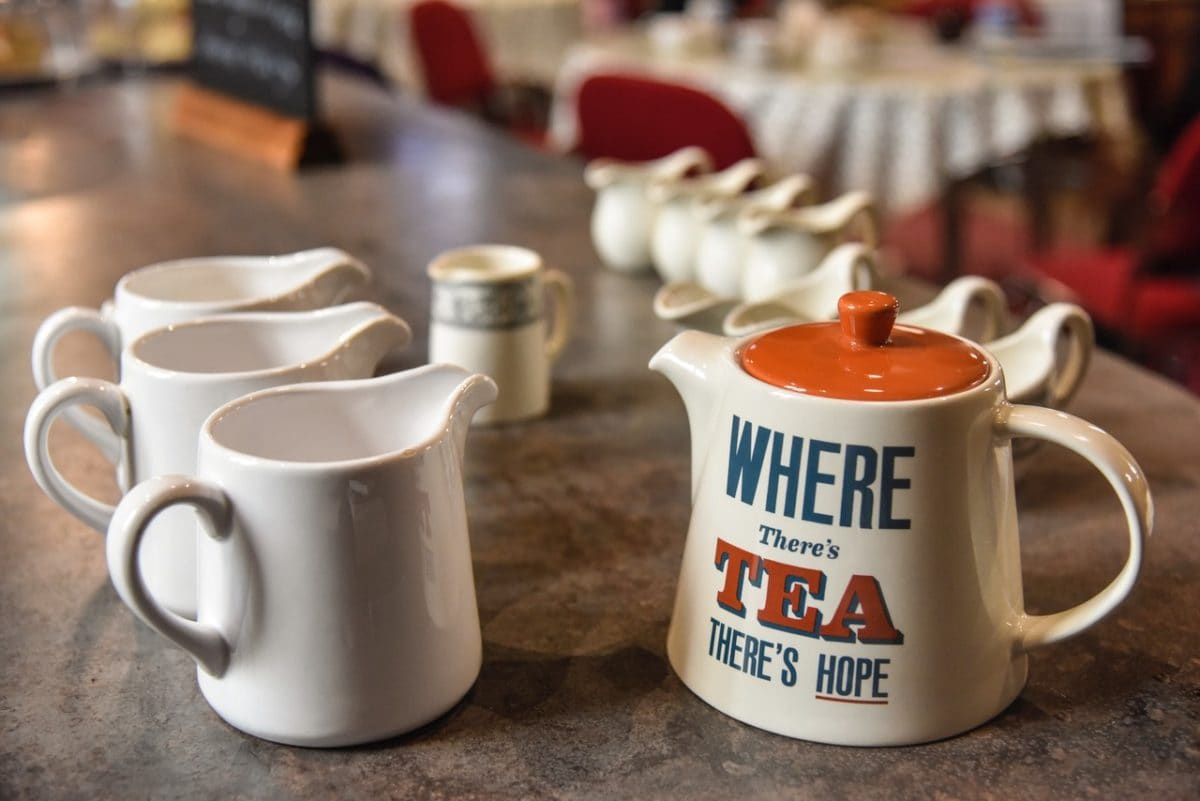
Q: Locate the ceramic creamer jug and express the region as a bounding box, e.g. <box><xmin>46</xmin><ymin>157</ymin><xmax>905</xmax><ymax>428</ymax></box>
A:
<box><xmin>655</xmin><ymin>242</ymin><xmax>875</xmax><ymax>327</ymax></box>
<box><xmin>586</xmin><ymin>147</ymin><xmax>712</xmax><ymax>274</ymax></box>
<box><xmin>25</xmin><ymin>303</ymin><xmax>409</xmax><ymax>617</ymax></box>
<box><xmin>105</xmin><ymin>365</ymin><xmax>497</xmax><ymax>746</ymax></box>
<box><xmin>649</xmin><ymin>291</ymin><xmax>1151</xmax><ymax>746</ymax></box>
<box><xmin>692</xmin><ymin>175</ymin><xmax>816</xmax><ymax>299</ymax></box>
<box><xmin>738</xmin><ymin>190</ymin><xmax>876</xmax><ymax>302</ymax></box>
<box><xmin>723</xmin><ymin>272</ymin><xmax>1008</xmax><ymax>342</ymax></box>
<box><xmin>650</xmin><ymin>158</ymin><xmax>766</xmax><ymax>284</ymax></box>
<box><xmin>31</xmin><ymin>247</ymin><xmax>371</xmax><ymax>462</ymax></box>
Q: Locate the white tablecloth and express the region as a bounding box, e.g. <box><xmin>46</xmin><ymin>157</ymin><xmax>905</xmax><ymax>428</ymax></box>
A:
<box><xmin>314</xmin><ymin>0</ymin><xmax>584</xmax><ymax>89</ymax></box>
<box><xmin>549</xmin><ymin>28</ymin><xmax>1135</xmax><ymax>214</ymax></box>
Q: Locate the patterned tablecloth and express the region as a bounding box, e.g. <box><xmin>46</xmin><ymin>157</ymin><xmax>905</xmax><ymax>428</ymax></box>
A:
<box><xmin>549</xmin><ymin>26</ymin><xmax>1136</xmax><ymax>215</ymax></box>
<box><xmin>313</xmin><ymin>0</ymin><xmax>584</xmax><ymax>90</ymax></box>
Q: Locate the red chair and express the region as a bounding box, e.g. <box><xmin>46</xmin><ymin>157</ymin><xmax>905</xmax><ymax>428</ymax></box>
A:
<box><xmin>573</xmin><ymin>73</ymin><xmax>757</xmax><ymax>169</ymax></box>
<box><xmin>409</xmin><ymin>0</ymin><xmax>496</xmax><ymax>109</ymax></box>
<box><xmin>1027</xmin><ymin>116</ymin><xmax>1200</xmax><ymax>341</ymax></box>
<box><xmin>408</xmin><ymin>0</ymin><xmax>548</xmax><ymax>144</ymax></box>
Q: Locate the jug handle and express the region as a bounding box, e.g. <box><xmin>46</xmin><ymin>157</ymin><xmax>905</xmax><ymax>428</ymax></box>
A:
<box><xmin>1030</xmin><ymin>303</ymin><xmax>1094</xmax><ymax>409</ymax></box>
<box><xmin>24</xmin><ymin>377</ymin><xmax>132</xmax><ymax>532</ymax></box>
<box><xmin>544</xmin><ymin>269</ymin><xmax>575</xmax><ymax>362</ymax></box>
<box><xmin>994</xmin><ymin>404</ymin><xmax>1151</xmax><ymax>652</ymax></box>
<box><xmin>904</xmin><ymin>276</ymin><xmax>1007</xmax><ymax>342</ymax></box>
<box><xmin>106</xmin><ymin>474</ymin><xmax>233</xmax><ymax>677</ymax></box>
<box><xmin>31</xmin><ymin>307</ymin><xmax>124</xmax><ymax>463</ymax></box>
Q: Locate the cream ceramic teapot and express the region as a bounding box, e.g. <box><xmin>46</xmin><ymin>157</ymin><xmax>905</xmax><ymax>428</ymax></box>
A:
<box><xmin>586</xmin><ymin>147</ymin><xmax>713</xmax><ymax>274</ymax></box>
<box><xmin>649</xmin><ymin>290</ymin><xmax>1150</xmax><ymax>746</ymax></box>
<box><xmin>738</xmin><ymin>190</ymin><xmax>876</xmax><ymax>302</ymax></box>
<box><xmin>650</xmin><ymin>158</ymin><xmax>766</xmax><ymax>284</ymax></box>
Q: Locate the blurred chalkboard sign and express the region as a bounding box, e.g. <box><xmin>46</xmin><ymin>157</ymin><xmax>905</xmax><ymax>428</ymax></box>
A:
<box><xmin>191</xmin><ymin>0</ymin><xmax>314</xmax><ymax>121</ymax></box>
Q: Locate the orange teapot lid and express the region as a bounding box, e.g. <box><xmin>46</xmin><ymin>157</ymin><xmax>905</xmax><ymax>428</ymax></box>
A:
<box><xmin>739</xmin><ymin>291</ymin><xmax>990</xmax><ymax>401</ymax></box>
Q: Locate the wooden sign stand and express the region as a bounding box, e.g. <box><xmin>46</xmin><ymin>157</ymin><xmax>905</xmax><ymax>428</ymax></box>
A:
<box><xmin>170</xmin><ymin>83</ymin><xmax>312</xmax><ymax>171</ymax></box>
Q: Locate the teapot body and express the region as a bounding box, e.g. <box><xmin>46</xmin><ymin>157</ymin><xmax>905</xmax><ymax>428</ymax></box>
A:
<box><xmin>663</xmin><ymin>347</ymin><xmax>1033</xmax><ymax>745</ymax></box>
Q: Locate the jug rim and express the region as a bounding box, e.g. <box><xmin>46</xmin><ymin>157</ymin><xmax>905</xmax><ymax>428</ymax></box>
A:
<box><xmin>114</xmin><ymin>250</ymin><xmax>368</xmax><ymax>308</ymax></box>
<box><xmin>124</xmin><ymin>303</ymin><xmax>400</xmax><ymax>382</ymax></box>
<box><xmin>199</xmin><ymin>364</ymin><xmax>484</xmax><ymax>471</ymax></box>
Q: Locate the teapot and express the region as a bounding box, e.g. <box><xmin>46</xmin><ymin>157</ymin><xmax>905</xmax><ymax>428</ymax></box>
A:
<box><xmin>31</xmin><ymin>247</ymin><xmax>371</xmax><ymax>462</ymax></box>
<box><xmin>738</xmin><ymin>190</ymin><xmax>876</xmax><ymax>302</ymax></box>
<box><xmin>692</xmin><ymin>175</ymin><xmax>817</xmax><ymax>299</ymax></box>
<box><xmin>649</xmin><ymin>290</ymin><xmax>1150</xmax><ymax>745</ymax></box>
<box><xmin>650</xmin><ymin>158</ymin><xmax>766</xmax><ymax>285</ymax></box>
<box><xmin>586</xmin><ymin>147</ymin><xmax>713</xmax><ymax>274</ymax></box>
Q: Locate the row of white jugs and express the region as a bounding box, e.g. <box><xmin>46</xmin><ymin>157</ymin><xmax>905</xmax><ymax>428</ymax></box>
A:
<box><xmin>585</xmin><ymin>147</ymin><xmax>1095</xmax><ymax>412</ymax></box>
<box><xmin>586</xmin><ymin>146</ymin><xmax>874</xmax><ymax>300</ymax></box>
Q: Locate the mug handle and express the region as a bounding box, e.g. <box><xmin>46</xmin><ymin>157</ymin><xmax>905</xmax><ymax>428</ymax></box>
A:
<box><xmin>31</xmin><ymin>307</ymin><xmax>124</xmax><ymax>463</ymax></box>
<box><xmin>994</xmin><ymin>403</ymin><xmax>1152</xmax><ymax>652</ymax></box>
<box><xmin>106</xmin><ymin>475</ymin><xmax>233</xmax><ymax>677</ymax></box>
<box><xmin>543</xmin><ymin>268</ymin><xmax>575</xmax><ymax>362</ymax></box>
<box><xmin>24</xmin><ymin>377</ymin><xmax>132</xmax><ymax>532</ymax></box>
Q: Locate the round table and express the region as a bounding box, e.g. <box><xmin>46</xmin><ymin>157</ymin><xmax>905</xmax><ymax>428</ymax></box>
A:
<box><xmin>549</xmin><ymin>24</ymin><xmax>1136</xmax><ymax>215</ymax></box>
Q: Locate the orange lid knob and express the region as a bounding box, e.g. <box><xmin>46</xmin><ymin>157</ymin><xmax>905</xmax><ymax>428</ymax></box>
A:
<box><xmin>839</xmin><ymin>291</ymin><xmax>898</xmax><ymax>348</ymax></box>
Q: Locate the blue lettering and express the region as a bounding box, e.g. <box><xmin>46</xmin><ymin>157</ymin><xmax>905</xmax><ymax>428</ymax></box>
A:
<box><xmin>839</xmin><ymin>444</ymin><xmax>877</xmax><ymax>528</ymax></box>
<box><xmin>880</xmin><ymin>446</ymin><xmax>914</xmax><ymax>530</ymax></box>
<box><xmin>726</xmin><ymin>416</ymin><xmax>772</xmax><ymax>504</ymax></box>
<box><xmin>765</xmin><ymin>432</ymin><xmax>803</xmax><ymax>517</ymax></box>
<box><xmin>801</xmin><ymin>439</ymin><xmax>840</xmax><ymax>525</ymax></box>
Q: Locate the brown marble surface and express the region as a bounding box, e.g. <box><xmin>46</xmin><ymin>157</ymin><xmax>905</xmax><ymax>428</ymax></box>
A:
<box><xmin>1</xmin><ymin>74</ymin><xmax>1198</xmax><ymax>800</ymax></box>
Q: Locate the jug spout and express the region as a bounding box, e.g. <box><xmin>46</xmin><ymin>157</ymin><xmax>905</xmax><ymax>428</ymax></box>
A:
<box><xmin>649</xmin><ymin>330</ymin><xmax>731</xmax><ymax>498</ymax></box>
<box><xmin>444</xmin><ymin>370</ymin><xmax>500</xmax><ymax>455</ymax></box>
<box><xmin>584</xmin><ymin>146</ymin><xmax>712</xmax><ymax>190</ymax></box>
<box><xmin>269</xmin><ymin>247</ymin><xmax>372</xmax><ymax>309</ymax></box>
<box><xmin>326</xmin><ymin>303</ymin><xmax>413</xmax><ymax>378</ymax></box>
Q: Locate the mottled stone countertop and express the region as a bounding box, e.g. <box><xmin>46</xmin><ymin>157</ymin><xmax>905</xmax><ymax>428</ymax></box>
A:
<box><xmin>1</xmin><ymin>74</ymin><xmax>1197</xmax><ymax>800</ymax></box>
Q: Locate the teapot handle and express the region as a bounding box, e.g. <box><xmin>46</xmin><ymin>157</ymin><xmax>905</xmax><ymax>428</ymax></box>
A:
<box><xmin>994</xmin><ymin>403</ymin><xmax>1152</xmax><ymax>652</ymax></box>
<box><xmin>543</xmin><ymin>269</ymin><xmax>575</xmax><ymax>362</ymax></box>
<box><xmin>106</xmin><ymin>475</ymin><xmax>233</xmax><ymax>677</ymax></box>
<box><xmin>31</xmin><ymin>307</ymin><xmax>124</xmax><ymax>463</ymax></box>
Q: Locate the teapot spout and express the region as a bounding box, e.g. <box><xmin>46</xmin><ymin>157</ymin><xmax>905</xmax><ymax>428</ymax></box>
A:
<box><xmin>649</xmin><ymin>330</ymin><xmax>731</xmax><ymax>498</ymax></box>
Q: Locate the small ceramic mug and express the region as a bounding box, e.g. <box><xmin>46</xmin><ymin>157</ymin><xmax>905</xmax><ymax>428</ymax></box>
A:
<box><xmin>428</xmin><ymin>245</ymin><xmax>573</xmax><ymax>424</ymax></box>
<box><xmin>105</xmin><ymin>366</ymin><xmax>498</xmax><ymax>747</ymax></box>
<box><xmin>25</xmin><ymin>303</ymin><xmax>409</xmax><ymax>617</ymax></box>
